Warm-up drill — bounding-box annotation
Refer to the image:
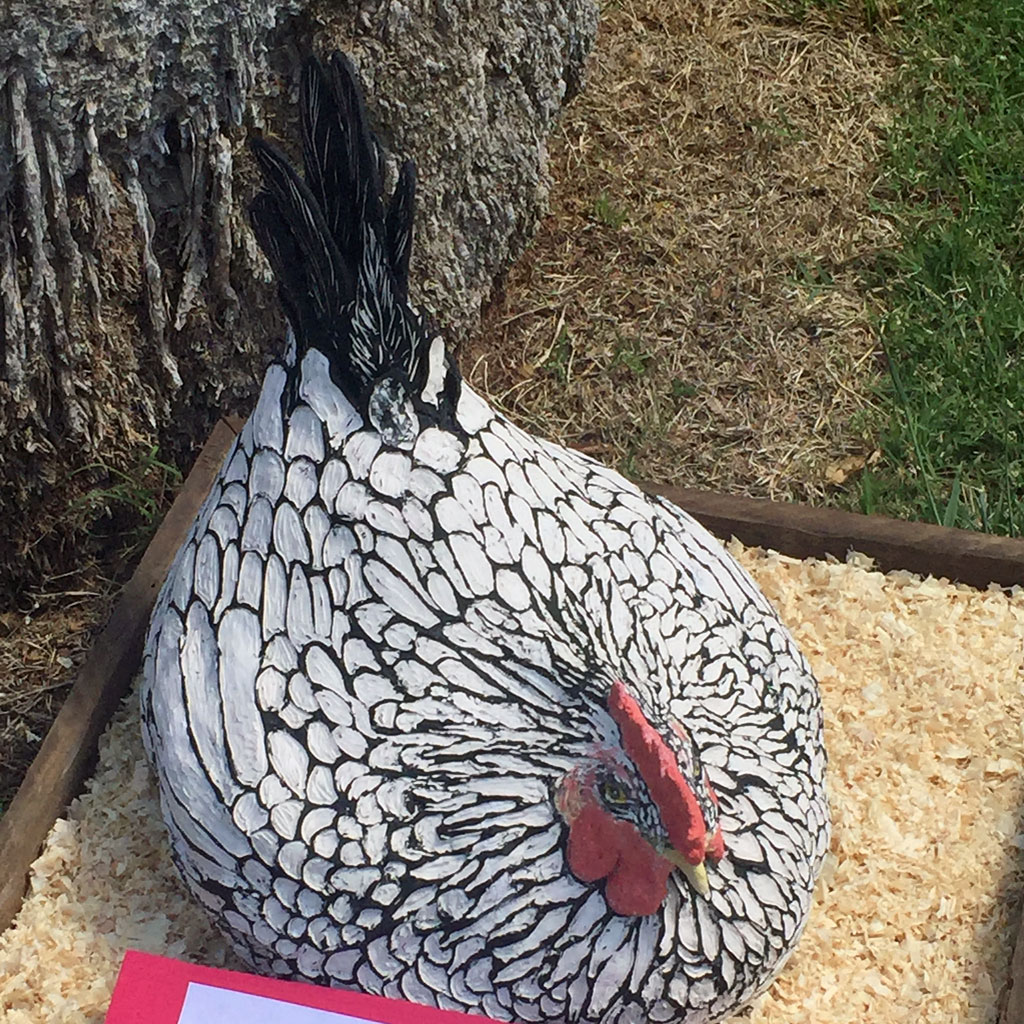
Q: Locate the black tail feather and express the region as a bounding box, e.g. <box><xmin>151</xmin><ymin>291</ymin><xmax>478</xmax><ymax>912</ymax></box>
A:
<box><xmin>249</xmin><ymin>53</ymin><xmax>435</xmax><ymax>415</ymax></box>
<box><xmin>300</xmin><ymin>54</ymin><xmax>384</xmax><ymax>284</ymax></box>
<box><xmin>250</xmin><ymin>137</ymin><xmax>348</xmax><ymax>322</ymax></box>
<box><xmin>384</xmin><ymin>159</ymin><xmax>416</xmax><ymax>304</ymax></box>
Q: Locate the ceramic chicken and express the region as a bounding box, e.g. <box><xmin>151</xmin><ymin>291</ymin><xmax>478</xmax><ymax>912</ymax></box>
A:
<box><xmin>141</xmin><ymin>52</ymin><xmax>829</xmax><ymax>1024</ymax></box>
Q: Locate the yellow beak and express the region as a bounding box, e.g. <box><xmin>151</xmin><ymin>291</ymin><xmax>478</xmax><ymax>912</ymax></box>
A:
<box><xmin>664</xmin><ymin>848</ymin><xmax>711</xmax><ymax>898</ymax></box>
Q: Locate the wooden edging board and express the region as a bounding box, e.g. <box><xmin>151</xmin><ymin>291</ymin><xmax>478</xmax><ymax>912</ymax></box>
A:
<box><xmin>1</xmin><ymin>419</ymin><xmax>1023</xmax><ymax>1012</ymax></box>
<box><xmin>647</xmin><ymin>482</ymin><xmax>1024</xmax><ymax>592</ymax></box>
<box><xmin>0</xmin><ymin>415</ymin><xmax>243</xmax><ymax>933</ymax></box>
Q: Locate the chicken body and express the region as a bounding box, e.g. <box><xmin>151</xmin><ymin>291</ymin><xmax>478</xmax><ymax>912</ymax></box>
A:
<box><xmin>141</xmin><ymin>54</ymin><xmax>829</xmax><ymax>1024</ymax></box>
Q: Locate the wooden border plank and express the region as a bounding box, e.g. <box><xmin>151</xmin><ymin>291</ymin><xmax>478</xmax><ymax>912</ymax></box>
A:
<box><xmin>0</xmin><ymin>416</ymin><xmax>242</xmax><ymax>932</ymax></box>
<box><xmin>648</xmin><ymin>484</ymin><xmax>1024</xmax><ymax>590</ymax></box>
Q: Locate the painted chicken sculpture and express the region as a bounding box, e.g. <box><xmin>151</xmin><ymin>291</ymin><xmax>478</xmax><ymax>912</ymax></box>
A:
<box><xmin>142</xmin><ymin>53</ymin><xmax>829</xmax><ymax>1024</ymax></box>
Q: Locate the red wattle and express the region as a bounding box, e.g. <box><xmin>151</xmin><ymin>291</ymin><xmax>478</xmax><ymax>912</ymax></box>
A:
<box><xmin>565</xmin><ymin>799</ymin><xmax>673</xmax><ymax>916</ymax></box>
<box><xmin>566</xmin><ymin>801</ymin><xmax>624</xmax><ymax>882</ymax></box>
<box><xmin>603</xmin><ymin>828</ymin><xmax>673</xmax><ymax>916</ymax></box>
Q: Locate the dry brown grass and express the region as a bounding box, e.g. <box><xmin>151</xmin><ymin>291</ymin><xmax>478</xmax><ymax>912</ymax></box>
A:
<box><xmin>0</xmin><ymin>570</ymin><xmax>116</xmax><ymax>810</ymax></box>
<box><xmin>464</xmin><ymin>0</ymin><xmax>896</xmax><ymax>500</ymax></box>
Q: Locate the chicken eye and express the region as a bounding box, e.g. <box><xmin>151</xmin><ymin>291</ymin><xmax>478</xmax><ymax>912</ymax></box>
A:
<box><xmin>600</xmin><ymin>779</ymin><xmax>629</xmax><ymax>807</ymax></box>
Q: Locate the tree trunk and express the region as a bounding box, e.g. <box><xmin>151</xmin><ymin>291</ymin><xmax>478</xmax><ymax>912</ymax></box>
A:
<box><xmin>0</xmin><ymin>0</ymin><xmax>598</xmax><ymax>596</ymax></box>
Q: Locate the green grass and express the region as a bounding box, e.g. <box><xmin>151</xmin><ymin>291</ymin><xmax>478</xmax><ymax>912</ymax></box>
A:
<box><xmin>70</xmin><ymin>445</ymin><xmax>183</xmax><ymax>553</ymax></box>
<box><xmin>854</xmin><ymin>0</ymin><xmax>1024</xmax><ymax>535</ymax></box>
<box><xmin>592</xmin><ymin>191</ymin><xmax>629</xmax><ymax>230</ymax></box>
<box><xmin>540</xmin><ymin>325</ymin><xmax>574</xmax><ymax>383</ymax></box>
<box><xmin>612</xmin><ymin>337</ymin><xmax>654</xmax><ymax>377</ymax></box>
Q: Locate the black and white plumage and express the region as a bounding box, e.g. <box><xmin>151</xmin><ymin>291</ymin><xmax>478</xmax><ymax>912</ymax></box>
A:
<box><xmin>141</xmin><ymin>54</ymin><xmax>829</xmax><ymax>1024</ymax></box>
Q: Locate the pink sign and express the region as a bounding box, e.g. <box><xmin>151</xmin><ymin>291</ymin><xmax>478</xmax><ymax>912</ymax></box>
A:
<box><xmin>105</xmin><ymin>950</ymin><xmax>509</xmax><ymax>1024</ymax></box>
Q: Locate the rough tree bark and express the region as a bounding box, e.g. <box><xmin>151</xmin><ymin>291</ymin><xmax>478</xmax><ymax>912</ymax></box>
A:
<box><xmin>0</xmin><ymin>0</ymin><xmax>598</xmax><ymax>596</ymax></box>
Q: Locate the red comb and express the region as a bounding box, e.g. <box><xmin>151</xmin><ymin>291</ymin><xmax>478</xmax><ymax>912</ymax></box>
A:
<box><xmin>608</xmin><ymin>680</ymin><xmax>706</xmax><ymax>864</ymax></box>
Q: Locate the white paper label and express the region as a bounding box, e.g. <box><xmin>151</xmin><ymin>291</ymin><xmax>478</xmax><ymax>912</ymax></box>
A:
<box><xmin>177</xmin><ymin>982</ymin><xmax>386</xmax><ymax>1024</ymax></box>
